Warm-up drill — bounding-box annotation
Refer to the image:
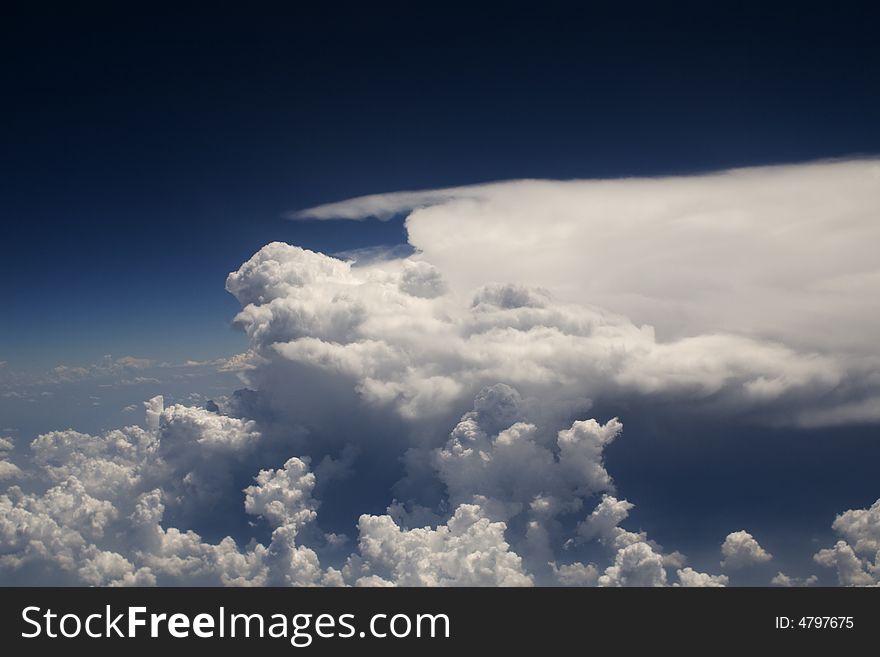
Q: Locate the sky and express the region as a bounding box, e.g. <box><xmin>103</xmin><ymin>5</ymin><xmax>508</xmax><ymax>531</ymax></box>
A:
<box><xmin>1</xmin><ymin>4</ymin><xmax>880</xmax><ymax>587</ymax></box>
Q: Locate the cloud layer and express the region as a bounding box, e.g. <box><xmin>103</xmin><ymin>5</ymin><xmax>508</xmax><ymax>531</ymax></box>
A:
<box><xmin>297</xmin><ymin>160</ymin><xmax>880</xmax><ymax>426</ymax></box>
<box><xmin>3</xmin><ymin>160</ymin><xmax>880</xmax><ymax>585</ymax></box>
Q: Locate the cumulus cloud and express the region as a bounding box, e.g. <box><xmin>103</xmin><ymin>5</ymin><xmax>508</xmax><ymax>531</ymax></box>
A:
<box><xmin>770</xmin><ymin>572</ymin><xmax>817</xmax><ymax>587</ymax></box>
<box><xmin>433</xmin><ymin>384</ymin><xmax>621</xmax><ymax>517</ymax></box>
<box><xmin>0</xmin><ymin>385</ymin><xmax>683</xmax><ymax>587</ymax></box>
<box><xmin>721</xmin><ymin>531</ymin><xmax>773</xmax><ymax>569</ymax></box>
<box><xmin>0</xmin><ymin>461</ymin><xmax>21</xmax><ymax>480</ymax></box>
<box><xmin>294</xmin><ymin>160</ymin><xmax>880</xmax><ymax>426</ymax></box>
<box><xmin>244</xmin><ymin>458</ymin><xmax>317</xmax><ymax>531</ymax></box>
<box><xmin>828</xmin><ymin>498</ymin><xmax>880</xmax><ymax>556</ymax></box>
<box><xmin>0</xmin><ymin>438</ymin><xmax>20</xmax><ymax>481</ymax></box>
<box><xmin>552</xmin><ymin>561</ymin><xmax>599</xmax><ymax>587</ymax></box>
<box><xmin>344</xmin><ymin>503</ymin><xmax>532</xmax><ymax>586</ymax></box>
<box><xmin>225</xmin><ymin>240</ymin><xmax>847</xmax><ymax>434</ymax></box>
<box><xmin>598</xmin><ymin>542</ymin><xmax>667</xmax><ymax>587</ymax></box>
<box><xmin>0</xmin><ymin>400</ymin><xmax>331</xmax><ymax>586</ymax></box>
<box><xmin>814</xmin><ymin>542</ymin><xmax>875</xmax><ymax>586</ymax></box>
<box><xmin>676</xmin><ymin>567</ymin><xmax>729</xmax><ymax>587</ymax></box>
<box><xmin>5</xmin><ymin>160</ymin><xmax>880</xmax><ymax>586</ymax></box>
<box><xmin>575</xmin><ymin>495</ymin><xmax>635</xmax><ymax>545</ymax></box>
<box><xmin>814</xmin><ymin>498</ymin><xmax>880</xmax><ymax>586</ymax></box>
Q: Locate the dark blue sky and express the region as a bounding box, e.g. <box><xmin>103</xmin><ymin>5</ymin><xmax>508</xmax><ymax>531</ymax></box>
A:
<box><xmin>2</xmin><ymin>3</ymin><xmax>878</xmax><ymax>368</ymax></box>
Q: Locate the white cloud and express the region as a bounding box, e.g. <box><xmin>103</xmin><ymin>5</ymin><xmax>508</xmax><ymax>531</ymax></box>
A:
<box><xmin>159</xmin><ymin>398</ymin><xmax>261</xmax><ymax>451</ymax></box>
<box><xmin>814</xmin><ymin>541</ymin><xmax>875</xmax><ymax>586</ymax></box>
<box><xmin>218</xmin><ymin>350</ymin><xmax>267</xmax><ymax>372</ymax></box>
<box><xmin>0</xmin><ymin>479</ymin><xmax>132</xmax><ymax>583</ymax></box>
<box><xmin>226</xmin><ymin>240</ymin><xmax>848</xmax><ymax>434</ymax></box>
<box><xmin>297</xmin><ymin>161</ymin><xmax>880</xmax><ymax>346</ymax></box>
<box><xmin>345</xmin><ymin>502</ymin><xmax>533</xmax><ymax>586</ymax></box>
<box><xmin>721</xmin><ymin>531</ymin><xmax>773</xmax><ymax>569</ymax></box>
<box><xmin>770</xmin><ymin>572</ymin><xmax>817</xmax><ymax>587</ymax></box>
<box><xmin>290</xmin><ymin>184</ymin><xmax>498</xmax><ymax>221</ymax></box>
<box><xmin>433</xmin><ymin>384</ymin><xmax>621</xmax><ymax>517</ymax></box>
<box><xmin>0</xmin><ymin>401</ymin><xmax>325</xmax><ymax>586</ymax></box>
<box><xmin>292</xmin><ymin>160</ymin><xmax>880</xmax><ymax>426</ymax></box>
<box><xmin>675</xmin><ymin>567</ymin><xmax>728</xmax><ymax>587</ymax></box>
<box><xmin>244</xmin><ymin>457</ymin><xmax>317</xmax><ymax>532</ymax></box>
<box><xmin>813</xmin><ymin>498</ymin><xmax>880</xmax><ymax>586</ymax></box>
<box><xmin>552</xmin><ymin>561</ymin><xmax>599</xmax><ymax>587</ymax></box>
<box><xmin>0</xmin><ymin>438</ymin><xmax>18</xmax><ymax>481</ymax></box>
<box><xmin>6</xmin><ymin>161</ymin><xmax>880</xmax><ymax>586</ymax></box>
<box><xmin>575</xmin><ymin>494</ymin><xmax>635</xmax><ymax>545</ymax></box>
<box><xmin>0</xmin><ymin>461</ymin><xmax>22</xmax><ymax>480</ymax></box>
<box><xmin>830</xmin><ymin>498</ymin><xmax>880</xmax><ymax>556</ymax></box>
<box><xmin>598</xmin><ymin>541</ymin><xmax>667</xmax><ymax>587</ymax></box>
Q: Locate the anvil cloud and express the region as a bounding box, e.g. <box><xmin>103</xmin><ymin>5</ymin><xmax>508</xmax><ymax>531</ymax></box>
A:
<box><xmin>2</xmin><ymin>160</ymin><xmax>880</xmax><ymax>586</ymax></box>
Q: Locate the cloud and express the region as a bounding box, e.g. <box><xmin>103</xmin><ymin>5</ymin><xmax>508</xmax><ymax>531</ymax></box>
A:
<box><xmin>4</xmin><ymin>160</ymin><xmax>880</xmax><ymax>586</ymax></box>
<box><xmin>159</xmin><ymin>399</ymin><xmax>261</xmax><ymax>451</ymax></box>
<box><xmin>0</xmin><ymin>438</ymin><xmax>19</xmax><ymax>481</ymax></box>
<box><xmin>813</xmin><ymin>498</ymin><xmax>880</xmax><ymax>586</ymax></box>
<box><xmin>675</xmin><ymin>567</ymin><xmax>729</xmax><ymax>587</ymax></box>
<box><xmin>49</xmin><ymin>355</ymin><xmax>155</xmax><ymax>383</ymax></box>
<box><xmin>344</xmin><ymin>502</ymin><xmax>533</xmax><ymax>586</ymax></box>
<box><xmin>433</xmin><ymin>384</ymin><xmax>621</xmax><ymax>516</ymax></box>
<box><xmin>830</xmin><ymin>498</ymin><xmax>880</xmax><ymax>556</ymax></box>
<box><xmin>1</xmin><ymin>378</ymin><xmax>875</xmax><ymax>586</ymax></box>
<box><xmin>598</xmin><ymin>541</ymin><xmax>667</xmax><ymax>587</ymax></box>
<box><xmin>0</xmin><ymin>461</ymin><xmax>21</xmax><ymax>480</ymax></box>
<box><xmin>218</xmin><ymin>350</ymin><xmax>267</xmax><ymax>372</ymax></box>
<box><xmin>552</xmin><ymin>561</ymin><xmax>599</xmax><ymax>587</ymax></box>
<box><xmin>795</xmin><ymin>396</ymin><xmax>880</xmax><ymax>429</ymax></box>
<box><xmin>0</xmin><ymin>400</ymin><xmax>332</xmax><ymax>586</ymax></box>
<box><xmin>225</xmin><ymin>241</ymin><xmax>850</xmax><ymax>432</ymax></box>
<box><xmin>814</xmin><ymin>541</ymin><xmax>875</xmax><ymax>586</ymax></box>
<box><xmin>244</xmin><ymin>457</ymin><xmax>317</xmax><ymax>531</ymax></box>
<box><xmin>721</xmin><ymin>531</ymin><xmax>773</xmax><ymax>569</ymax></box>
<box><xmin>293</xmin><ymin>160</ymin><xmax>880</xmax><ymax>426</ymax></box>
<box><xmin>290</xmin><ymin>183</ymin><xmax>503</xmax><ymax>221</ymax></box>
<box><xmin>575</xmin><ymin>494</ymin><xmax>635</xmax><ymax>545</ymax></box>
<box><xmin>770</xmin><ymin>572</ymin><xmax>817</xmax><ymax>587</ymax></box>
<box><xmin>0</xmin><ymin>386</ymin><xmax>675</xmax><ymax>587</ymax></box>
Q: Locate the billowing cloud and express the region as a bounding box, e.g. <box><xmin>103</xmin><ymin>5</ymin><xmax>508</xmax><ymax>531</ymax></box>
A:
<box><xmin>676</xmin><ymin>567</ymin><xmax>729</xmax><ymax>587</ymax></box>
<box><xmin>576</xmin><ymin>495</ymin><xmax>635</xmax><ymax>545</ymax></box>
<box><xmin>226</xmin><ymin>240</ymin><xmax>848</xmax><ymax>433</ymax></box>
<box><xmin>552</xmin><ymin>561</ymin><xmax>599</xmax><ymax>587</ymax></box>
<box><xmin>4</xmin><ymin>160</ymin><xmax>880</xmax><ymax>586</ymax></box>
<box><xmin>244</xmin><ymin>457</ymin><xmax>317</xmax><ymax>531</ymax></box>
<box><xmin>770</xmin><ymin>572</ymin><xmax>817</xmax><ymax>587</ymax></box>
<box><xmin>0</xmin><ymin>401</ymin><xmax>332</xmax><ymax>586</ymax></box>
<box><xmin>828</xmin><ymin>498</ymin><xmax>880</xmax><ymax>556</ymax></box>
<box><xmin>598</xmin><ymin>542</ymin><xmax>667</xmax><ymax>587</ymax></box>
<box><xmin>433</xmin><ymin>384</ymin><xmax>621</xmax><ymax>517</ymax></box>
<box><xmin>344</xmin><ymin>503</ymin><xmax>533</xmax><ymax>586</ymax></box>
<box><xmin>294</xmin><ymin>160</ymin><xmax>880</xmax><ymax>426</ymax></box>
<box><xmin>0</xmin><ymin>438</ymin><xmax>20</xmax><ymax>481</ymax></box>
<box><xmin>814</xmin><ymin>498</ymin><xmax>880</xmax><ymax>586</ymax></box>
<box><xmin>721</xmin><ymin>531</ymin><xmax>773</xmax><ymax>569</ymax></box>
